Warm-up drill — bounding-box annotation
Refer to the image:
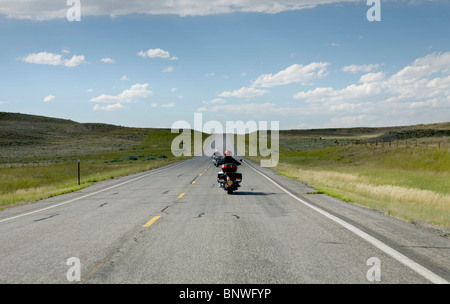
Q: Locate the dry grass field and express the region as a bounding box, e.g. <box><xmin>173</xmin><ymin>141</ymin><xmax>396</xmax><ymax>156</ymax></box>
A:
<box><xmin>243</xmin><ymin>123</ymin><xmax>450</xmax><ymax>230</ymax></box>
<box><xmin>0</xmin><ymin>112</ymin><xmax>199</xmax><ymax>209</ymax></box>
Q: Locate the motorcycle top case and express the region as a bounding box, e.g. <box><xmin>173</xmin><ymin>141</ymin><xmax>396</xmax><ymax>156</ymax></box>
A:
<box><xmin>221</xmin><ymin>164</ymin><xmax>238</xmax><ymax>173</ymax></box>
<box><xmin>218</xmin><ymin>172</ymin><xmax>242</xmax><ymax>181</ymax></box>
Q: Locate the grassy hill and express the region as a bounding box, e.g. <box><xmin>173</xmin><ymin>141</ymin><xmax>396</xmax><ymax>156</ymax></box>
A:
<box><xmin>245</xmin><ymin>122</ymin><xmax>450</xmax><ymax>231</ymax></box>
<box><xmin>1</xmin><ymin>112</ymin><xmax>449</xmax><ymax>230</ymax></box>
<box><xmin>0</xmin><ymin>112</ymin><xmax>154</xmax><ymax>162</ymax></box>
<box><xmin>0</xmin><ymin>112</ymin><xmax>198</xmax><ymax>208</ymax></box>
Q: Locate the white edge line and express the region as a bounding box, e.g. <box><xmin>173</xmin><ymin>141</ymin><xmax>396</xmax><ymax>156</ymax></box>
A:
<box><xmin>0</xmin><ymin>160</ymin><xmax>189</xmax><ymax>224</ymax></box>
<box><xmin>244</xmin><ymin>160</ymin><xmax>449</xmax><ymax>284</ymax></box>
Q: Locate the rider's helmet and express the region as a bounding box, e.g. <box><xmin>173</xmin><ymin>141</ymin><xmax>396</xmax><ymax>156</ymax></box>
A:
<box><xmin>224</xmin><ymin>150</ymin><xmax>232</xmax><ymax>157</ymax></box>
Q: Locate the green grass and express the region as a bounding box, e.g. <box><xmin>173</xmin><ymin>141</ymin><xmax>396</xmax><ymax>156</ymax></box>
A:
<box><xmin>274</xmin><ymin>145</ymin><xmax>450</xmax><ymax>229</ymax></box>
<box><xmin>0</xmin><ymin>125</ymin><xmax>202</xmax><ymax>209</ymax></box>
<box><xmin>241</xmin><ymin>127</ymin><xmax>450</xmax><ymax>229</ymax></box>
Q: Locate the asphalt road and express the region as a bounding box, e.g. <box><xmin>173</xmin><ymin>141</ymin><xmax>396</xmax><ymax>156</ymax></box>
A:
<box><xmin>0</xmin><ymin>134</ymin><xmax>449</xmax><ymax>284</ymax></box>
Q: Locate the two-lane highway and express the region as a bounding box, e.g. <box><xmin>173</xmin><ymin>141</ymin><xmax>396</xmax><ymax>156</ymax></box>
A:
<box><xmin>0</xmin><ymin>134</ymin><xmax>448</xmax><ymax>284</ymax></box>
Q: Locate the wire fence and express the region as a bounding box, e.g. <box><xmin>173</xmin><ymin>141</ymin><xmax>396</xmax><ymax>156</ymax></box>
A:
<box><xmin>354</xmin><ymin>139</ymin><xmax>448</xmax><ymax>149</ymax></box>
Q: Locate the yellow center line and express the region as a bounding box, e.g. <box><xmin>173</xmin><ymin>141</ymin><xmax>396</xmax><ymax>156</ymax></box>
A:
<box><xmin>143</xmin><ymin>216</ymin><xmax>161</xmax><ymax>227</ymax></box>
<box><xmin>178</xmin><ymin>192</ymin><xmax>185</xmax><ymax>198</ymax></box>
<box><xmin>199</xmin><ymin>173</ymin><xmax>203</xmax><ymax>176</ymax></box>
<box><xmin>191</xmin><ymin>180</ymin><xmax>196</xmax><ymax>184</ymax></box>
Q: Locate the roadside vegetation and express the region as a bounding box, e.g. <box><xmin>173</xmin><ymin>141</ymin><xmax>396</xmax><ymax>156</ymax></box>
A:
<box><xmin>243</xmin><ymin>124</ymin><xmax>450</xmax><ymax>230</ymax></box>
<box><xmin>0</xmin><ymin>112</ymin><xmax>201</xmax><ymax>209</ymax></box>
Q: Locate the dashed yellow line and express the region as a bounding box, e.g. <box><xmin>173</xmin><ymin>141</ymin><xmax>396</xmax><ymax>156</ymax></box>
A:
<box><xmin>178</xmin><ymin>192</ymin><xmax>185</xmax><ymax>198</ymax></box>
<box><xmin>143</xmin><ymin>216</ymin><xmax>161</xmax><ymax>227</ymax></box>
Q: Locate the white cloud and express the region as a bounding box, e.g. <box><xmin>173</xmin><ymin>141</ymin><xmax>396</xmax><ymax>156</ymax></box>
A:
<box><xmin>219</xmin><ymin>86</ymin><xmax>269</xmax><ymax>98</ymax></box>
<box><xmin>138</xmin><ymin>48</ymin><xmax>177</xmax><ymax>60</ymax></box>
<box><xmin>391</xmin><ymin>52</ymin><xmax>450</xmax><ymax>81</ymax></box>
<box><xmin>341</xmin><ymin>64</ymin><xmax>380</xmax><ymax>74</ymax></box>
<box><xmin>293</xmin><ymin>52</ymin><xmax>450</xmax><ymax>121</ymax></box>
<box><xmin>0</xmin><ymin>1</ymin><xmax>361</xmax><ymax>20</ymax></box>
<box><xmin>162</xmin><ymin>66</ymin><xmax>174</xmax><ymax>73</ymax></box>
<box><xmin>121</xmin><ymin>75</ymin><xmax>129</xmax><ymax>81</ymax></box>
<box><xmin>21</xmin><ymin>51</ymin><xmax>85</xmax><ymax>67</ymax></box>
<box><xmin>93</xmin><ymin>103</ymin><xmax>125</xmax><ymax>111</ymax></box>
<box><xmin>359</xmin><ymin>71</ymin><xmax>385</xmax><ymax>83</ymax></box>
<box><xmin>90</xmin><ymin>83</ymin><xmax>152</xmax><ymax>103</ymax></box>
<box><xmin>197</xmin><ymin>102</ymin><xmax>278</xmax><ymax>115</ymax></box>
<box><xmin>329</xmin><ymin>115</ymin><xmax>376</xmax><ymax>127</ymax></box>
<box><xmin>171</xmin><ymin>87</ymin><xmax>177</xmax><ymax>92</ymax></box>
<box><xmin>198</xmin><ymin>53</ymin><xmax>450</xmax><ymax>128</ymax></box>
<box><xmin>202</xmin><ymin>98</ymin><xmax>227</xmax><ymax>104</ymax></box>
<box><xmin>161</xmin><ymin>103</ymin><xmax>175</xmax><ymax>108</ymax></box>
<box><xmin>252</xmin><ymin>62</ymin><xmax>330</xmax><ymax>88</ymax></box>
<box><xmin>43</xmin><ymin>95</ymin><xmax>55</xmax><ymax>102</ymax></box>
<box><xmin>100</xmin><ymin>57</ymin><xmax>115</xmax><ymax>63</ymax></box>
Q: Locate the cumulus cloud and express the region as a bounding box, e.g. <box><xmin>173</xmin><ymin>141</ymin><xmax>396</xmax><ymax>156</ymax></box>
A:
<box><xmin>161</xmin><ymin>103</ymin><xmax>175</xmax><ymax>108</ymax></box>
<box><xmin>100</xmin><ymin>57</ymin><xmax>115</xmax><ymax>63</ymax></box>
<box><xmin>21</xmin><ymin>51</ymin><xmax>85</xmax><ymax>67</ymax></box>
<box><xmin>90</xmin><ymin>83</ymin><xmax>152</xmax><ymax>111</ymax></box>
<box><xmin>252</xmin><ymin>62</ymin><xmax>330</xmax><ymax>88</ymax></box>
<box><xmin>341</xmin><ymin>64</ymin><xmax>380</xmax><ymax>74</ymax></box>
<box><xmin>292</xmin><ymin>52</ymin><xmax>450</xmax><ymax>124</ymax></box>
<box><xmin>93</xmin><ymin>103</ymin><xmax>125</xmax><ymax>111</ymax></box>
<box><xmin>202</xmin><ymin>98</ymin><xmax>227</xmax><ymax>105</ymax></box>
<box><xmin>43</xmin><ymin>95</ymin><xmax>55</xmax><ymax>102</ymax></box>
<box><xmin>162</xmin><ymin>66</ymin><xmax>175</xmax><ymax>73</ymax></box>
<box><xmin>219</xmin><ymin>87</ymin><xmax>269</xmax><ymax>98</ymax></box>
<box><xmin>91</xmin><ymin>83</ymin><xmax>153</xmax><ymax>110</ymax></box>
<box><xmin>359</xmin><ymin>71</ymin><xmax>385</xmax><ymax>83</ymax></box>
<box><xmin>197</xmin><ymin>102</ymin><xmax>279</xmax><ymax>115</ymax></box>
<box><xmin>199</xmin><ymin>53</ymin><xmax>450</xmax><ymax>128</ymax></box>
<box><xmin>0</xmin><ymin>0</ymin><xmax>360</xmax><ymax>20</ymax></box>
<box><xmin>138</xmin><ymin>48</ymin><xmax>178</xmax><ymax>60</ymax></box>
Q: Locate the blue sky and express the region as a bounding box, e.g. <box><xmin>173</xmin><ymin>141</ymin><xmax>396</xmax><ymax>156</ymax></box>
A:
<box><xmin>0</xmin><ymin>0</ymin><xmax>449</xmax><ymax>131</ymax></box>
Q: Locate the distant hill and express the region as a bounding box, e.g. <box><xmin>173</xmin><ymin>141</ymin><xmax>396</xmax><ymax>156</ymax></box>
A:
<box><xmin>0</xmin><ymin>112</ymin><xmax>153</xmax><ymax>162</ymax></box>
<box><xmin>1</xmin><ymin>112</ymin><xmax>449</xmax><ymax>160</ymax></box>
<box><xmin>280</xmin><ymin>122</ymin><xmax>450</xmax><ymax>139</ymax></box>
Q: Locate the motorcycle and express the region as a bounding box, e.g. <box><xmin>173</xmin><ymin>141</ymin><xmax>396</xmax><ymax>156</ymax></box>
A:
<box><xmin>212</xmin><ymin>154</ymin><xmax>222</xmax><ymax>167</ymax></box>
<box><xmin>217</xmin><ymin>163</ymin><xmax>242</xmax><ymax>194</ymax></box>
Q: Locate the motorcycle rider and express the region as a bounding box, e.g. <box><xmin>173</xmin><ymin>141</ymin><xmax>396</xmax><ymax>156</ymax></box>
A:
<box><xmin>217</xmin><ymin>150</ymin><xmax>241</xmax><ymax>166</ymax></box>
<box><xmin>217</xmin><ymin>150</ymin><xmax>241</xmax><ymax>189</ymax></box>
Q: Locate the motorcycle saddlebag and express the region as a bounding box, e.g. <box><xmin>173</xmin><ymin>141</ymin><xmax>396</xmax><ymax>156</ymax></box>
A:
<box><xmin>232</xmin><ymin>172</ymin><xmax>242</xmax><ymax>182</ymax></box>
<box><xmin>217</xmin><ymin>172</ymin><xmax>226</xmax><ymax>182</ymax></box>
